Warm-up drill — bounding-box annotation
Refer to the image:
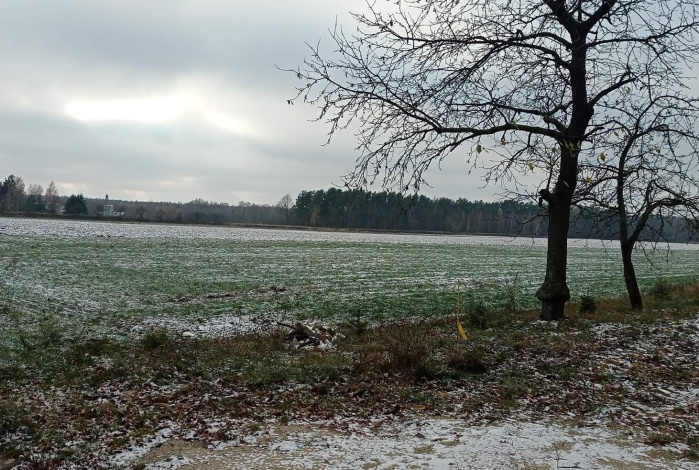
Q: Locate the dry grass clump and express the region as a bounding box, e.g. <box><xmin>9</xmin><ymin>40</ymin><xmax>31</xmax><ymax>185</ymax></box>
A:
<box><xmin>350</xmin><ymin>320</ymin><xmax>441</xmax><ymax>379</ymax></box>
<box><xmin>565</xmin><ymin>278</ymin><xmax>699</xmax><ymax>322</ymax></box>
<box><xmin>347</xmin><ymin>317</ymin><xmax>496</xmax><ymax>381</ymax></box>
<box><xmin>446</xmin><ymin>344</ymin><xmax>488</xmax><ymax>374</ymax></box>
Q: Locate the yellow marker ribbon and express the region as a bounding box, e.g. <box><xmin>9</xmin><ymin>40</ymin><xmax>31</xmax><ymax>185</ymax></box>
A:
<box><xmin>456</xmin><ymin>281</ymin><xmax>468</xmax><ymax>341</ymax></box>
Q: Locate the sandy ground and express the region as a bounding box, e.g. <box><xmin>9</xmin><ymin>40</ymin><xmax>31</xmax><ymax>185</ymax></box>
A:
<box><xmin>126</xmin><ymin>418</ymin><xmax>694</xmax><ymax>470</ymax></box>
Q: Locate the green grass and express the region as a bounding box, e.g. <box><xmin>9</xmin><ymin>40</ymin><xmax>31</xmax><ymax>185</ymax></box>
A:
<box><xmin>2</xmin><ymin>231</ymin><xmax>698</xmax><ymax>347</ymax></box>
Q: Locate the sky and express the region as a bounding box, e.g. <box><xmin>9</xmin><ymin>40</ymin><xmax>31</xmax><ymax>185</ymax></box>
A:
<box><xmin>0</xmin><ymin>0</ymin><xmax>500</xmax><ymax>205</ymax></box>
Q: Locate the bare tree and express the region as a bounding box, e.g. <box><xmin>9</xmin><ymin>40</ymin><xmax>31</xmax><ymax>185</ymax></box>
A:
<box><xmin>28</xmin><ymin>184</ymin><xmax>43</xmax><ymax>198</ymax></box>
<box><xmin>155</xmin><ymin>207</ymin><xmax>167</xmax><ymax>221</ymax></box>
<box><xmin>135</xmin><ymin>206</ymin><xmax>147</xmax><ymax>221</ymax></box>
<box><xmin>7</xmin><ymin>176</ymin><xmax>25</xmax><ymax>212</ymax></box>
<box><xmin>277</xmin><ymin>193</ymin><xmax>294</xmax><ymax>224</ymax></box>
<box><xmin>288</xmin><ymin>0</ymin><xmax>699</xmax><ymax>319</ymax></box>
<box><xmin>45</xmin><ymin>181</ymin><xmax>59</xmax><ymax>215</ymax></box>
<box><xmin>574</xmin><ymin>89</ymin><xmax>699</xmax><ymax>309</ymax></box>
<box><xmin>26</xmin><ymin>183</ymin><xmax>45</xmax><ymax>212</ymax></box>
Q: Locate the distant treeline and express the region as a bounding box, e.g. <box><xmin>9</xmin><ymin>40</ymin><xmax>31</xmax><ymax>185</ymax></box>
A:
<box><xmin>290</xmin><ymin>189</ymin><xmax>695</xmax><ymax>242</ymax></box>
<box><xmin>0</xmin><ymin>173</ymin><xmax>694</xmax><ymax>242</ymax></box>
<box><xmin>76</xmin><ymin>192</ymin><xmax>549</xmax><ymax>238</ymax></box>
<box><xmin>294</xmin><ymin>188</ymin><xmax>546</xmax><ymax>236</ymax></box>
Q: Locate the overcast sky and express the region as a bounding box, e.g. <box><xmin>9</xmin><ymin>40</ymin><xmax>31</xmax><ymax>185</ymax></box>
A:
<box><xmin>0</xmin><ymin>0</ymin><xmax>499</xmax><ymax>205</ymax></box>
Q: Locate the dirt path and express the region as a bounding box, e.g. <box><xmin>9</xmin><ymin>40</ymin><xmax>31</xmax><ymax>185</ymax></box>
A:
<box><xmin>130</xmin><ymin>418</ymin><xmax>691</xmax><ymax>469</ymax></box>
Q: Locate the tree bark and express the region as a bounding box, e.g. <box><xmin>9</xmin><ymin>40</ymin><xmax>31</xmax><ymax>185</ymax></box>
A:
<box><xmin>534</xmin><ymin>27</ymin><xmax>589</xmax><ymax>320</ymax></box>
<box><xmin>621</xmin><ymin>243</ymin><xmax>643</xmax><ymax>310</ymax></box>
<box><xmin>536</xmin><ymin>194</ymin><xmax>572</xmax><ymax>320</ymax></box>
<box><xmin>536</xmin><ymin>137</ymin><xmax>581</xmax><ymax>321</ymax></box>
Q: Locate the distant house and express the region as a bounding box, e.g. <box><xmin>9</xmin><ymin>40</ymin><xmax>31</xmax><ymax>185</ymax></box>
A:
<box><xmin>100</xmin><ymin>205</ymin><xmax>125</xmax><ymax>217</ymax></box>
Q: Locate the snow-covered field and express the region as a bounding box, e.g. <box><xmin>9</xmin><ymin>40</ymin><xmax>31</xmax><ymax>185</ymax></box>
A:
<box><xmin>6</xmin><ymin>217</ymin><xmax>694</xmax><ymax>248</ymax></box>
<box><xmin>2</xmin><ymin>217</ymin><xmax>697</xmax><ymax>343</ymax></box>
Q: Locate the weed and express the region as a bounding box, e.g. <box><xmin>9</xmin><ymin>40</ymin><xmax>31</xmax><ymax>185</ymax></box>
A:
<box><xmin>73</xmin><ymin>338</ymin><xmax>115</xmax><ymax>357</ymax></box>
<box><xmin>591</xmin><ymin>372</ymin><xmax>616</xmax><ymax>383</ymax></box>
<box><xmin>0</xmin><ymin>256</ymin><xmax>20</xmax><ymax>315</ymax></box>
<box><xmin>550</xmin><ymin>364</ymin><xmax>577</xmax><ymax>381</ymax></box>
<box><xmin>292</xmin><ymin>351</ymin><xmax>347</xmax><ymax>385</ymax></box>
<box><xmin>413</xmin><ymin>444</ymin><xmax>435</xmax><ymax>454</ymax></box>
<box><xmin>644</xmin><ymin>432</ymin><xmax>676</xmax><ymax>446</ymax></box>
<box><xmin>348</xmin><ymin>308</ymin><xmax>369</xmax><ymax>336</ymax></box>
<box><xmin>501</xmin><ymin>274</ymin><xmax>521</xmax><ymax>313</ymax></box>
<box><xmin>401</xmin><ymin>389</ymin><xmax>428</xmax><ymax>404</ymax></box>
<box><xmin>353</xmin><ymin>321</ymin><xmax>437</xmax><ymax>380</ymax></box>
<box><xmin>684</xmin><ymin>436</ymin><xmax>699</xmax><ymax>461</ymax></box>
<box><xmin>63</xmin><ymin>338</ymin><xmax>114</xmax><ymax>368</ymax></box>
<box><xmin>683</xmin><ymin>448</ymin><xmax>699</xmax><ymax>462</ymax></box>
<box><xmin>243</xmin><ymin>357</ymin><xmax>297</xmax><ymax>388</ymax></box>
<box><xmin>466</xmin><ymin>301</ymin><xmax>492</xmax><ymax>330</ymax></box>
<box><xmin>13</xmin><ymin>315</ymin><xmax>64</xmax><ymax>354</ymax></box>
<box><xmin>384</xmin><ymin>333</ymin><xmax>431</xmax><ymax>373</ymax></box>
<box><xmin>499</xmin><ymin>376</ymin><xmax>528</xmax><ymax>409</ymax></box>
<box><xmin>37</xmin><ymin>320</ymin><xmax>63</xmax><ymax>348</ymax></box>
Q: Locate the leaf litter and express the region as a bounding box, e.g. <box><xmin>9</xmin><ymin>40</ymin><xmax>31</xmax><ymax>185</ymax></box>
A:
<box><xmin>2</xmin><ymin>313</ymin><xmax>698</xmax><ymax>469</ymax></box>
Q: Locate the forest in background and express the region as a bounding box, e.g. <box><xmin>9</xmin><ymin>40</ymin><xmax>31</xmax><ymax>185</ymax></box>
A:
<box><xmin>0</xmin><ymin>174</ymin><xmax>695</xmax><ymax>242</ymax></box>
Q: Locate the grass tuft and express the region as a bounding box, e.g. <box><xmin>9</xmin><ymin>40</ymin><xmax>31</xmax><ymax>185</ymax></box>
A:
<box><xmin>647</xmin><ymin>278</ymin><xmax>673</xmax><ymax>300</ymax></box>
<box><xmin>0</xmin><ymin>400</ymin><xmax>32</xmax><ymax>436</ymax></box>
<box><xmin>140</xmin><ymin>329</ymin><xmax>172</xmax><ymax>351</ymax></box>
<box><xmin>351</xmin><ymin>320</ymin><xmax>441</xmax><ymax>380</ymax></box>
<box><xmin>446</xmin><ymin>345</ymin><xmax>488</xmax><ymax>374</ymax></box>
<box><xmin>578</xmin><ymin>294</ymin><xmax>598</xmax><ymax>313</ymax></box>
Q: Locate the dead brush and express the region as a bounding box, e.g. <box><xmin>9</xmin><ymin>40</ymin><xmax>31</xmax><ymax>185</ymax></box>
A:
<box><xmin>446</xmin><ymin>344</ymin><xmax>488</xmax><ymax>374</ymax></box>
<box><xmin>352</xmin><ymin>321</ymin><xmax>438</xmax><ymax>379</ymax></box>
<box><xmin>223</xmin><ymin>328</ymin><xmax>288</xmax><ymax>357</ymax></box>
<box><xmin>650</xmin><ymin>279</ymin><xmax>699</xmax><ymax>303</ymax></box>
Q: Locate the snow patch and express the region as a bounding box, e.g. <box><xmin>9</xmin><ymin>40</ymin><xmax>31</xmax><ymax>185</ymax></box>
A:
<box><xmin>130</xmin><ymin>418</ymin><xmax>692</xmax><ymax>470</ymax></box>
<box><xmin>110</xmin><ymin>423</ymin><xmax>178</xmax><ymax>468</ymax></box>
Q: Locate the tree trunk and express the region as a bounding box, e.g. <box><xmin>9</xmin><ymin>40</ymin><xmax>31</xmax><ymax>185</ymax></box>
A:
<box><xmin>621</xmin><ymin>243</ymin><xmax>643</xmax><ymax>310</ymax></box>
<box><xmin>536</xmin><ymin>195</ymin><xmax>572</xmax><ymax>320</ymax></box>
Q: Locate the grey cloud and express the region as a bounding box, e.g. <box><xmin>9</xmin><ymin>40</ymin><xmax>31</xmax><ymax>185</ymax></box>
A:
<box><xmin>0</xmin><ymin>0</ymin><xmax>501</xmax><ymax>205</ymax></box>
<box><xmin>0</xmin><ymin>1</ymin><xmax>351</xmax><ymax>84</ymax></box>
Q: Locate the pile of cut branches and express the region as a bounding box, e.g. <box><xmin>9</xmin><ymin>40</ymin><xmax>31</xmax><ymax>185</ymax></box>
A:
<box><xmin>279</xmin><ymin>322</ymin><xmax>342</xmax><ymax>349</ymax></box>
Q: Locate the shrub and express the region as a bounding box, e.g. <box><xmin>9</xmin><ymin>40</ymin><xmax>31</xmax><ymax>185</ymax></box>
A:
<box><xmin>466</xmin><ymin>302</ymin><xmax>492</xmax><ymax>330</ymax></box>
<box><xmin>648</xmin><ymin>278</ymin><xmax>672</xmax><ymax>300</ymax></box>
<box><xmin>353</xmin><ymin>322</ymin><xmax>437</xmax><ymax>379</ymax></box>
<box><xmin>447</xmin><ymin>345</ymin><xmax>487</xmax><ymax>374</ymax></box>
<box><xmin>140</xmin><ymin>329</ymin><xmax>171</xmax><ymax>351</ymax></box>
<box><xmin>501</xmin><ymin>274</ymin><xmax>521</xmax><ymax>313</ymax></box>
<box><xmin>579</xmin><ymin>294</ymin><xmax>597</xmax><ymax>313</ymax></box>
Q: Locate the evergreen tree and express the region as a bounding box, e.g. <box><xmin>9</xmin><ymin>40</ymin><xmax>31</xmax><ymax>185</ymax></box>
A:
<box><xmin>64</xmin><ymin>194</ymin><xmax>88</xmax><ymax>215</ymax></box>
